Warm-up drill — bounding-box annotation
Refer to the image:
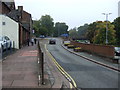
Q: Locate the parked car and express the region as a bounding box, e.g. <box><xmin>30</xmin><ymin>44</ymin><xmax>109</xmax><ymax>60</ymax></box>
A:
<box><xmin>114</xmin><ymin>47</ymin><xmax>120</xmax><ymax>56</ymax></box>
<box><xmin>39</xmin><ymin>35</ymin><xmax>45</xmax><ymax>38</ymax></box>
<box><xmin>0</xmin><ymin>36</ymin><xmax>12</xmax><ymax>50</ymax></box>
<box><xmin>114</xmin><ymin>47</ymin><xmax>120</xmax><ymax>60</ymax></box>
<box><xmin>63</xmin><ymin>40</ymin><xmax>70</xmax><ymax>46</ymax></box>
<box><xmin>49</xmin><ymin>39</ymin><xmax>56</xmax><ymax>44</ymax></box>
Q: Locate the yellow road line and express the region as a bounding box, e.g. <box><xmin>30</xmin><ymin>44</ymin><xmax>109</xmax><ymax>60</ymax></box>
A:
<box><xmin>44</xmin><ymin>44</ymin><xmax>77</xmax><ymax>88</ymax></box>
<box><xmin>70</xmin><ymin>83</ymin><xmax>73</xmax><ymax>88</ymax></box>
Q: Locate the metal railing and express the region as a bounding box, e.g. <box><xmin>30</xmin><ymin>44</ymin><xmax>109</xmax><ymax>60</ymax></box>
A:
<box><xmin>37</xmin><ymin>41</ymin><xmax>44</xmax><ymax>85</ymax></box>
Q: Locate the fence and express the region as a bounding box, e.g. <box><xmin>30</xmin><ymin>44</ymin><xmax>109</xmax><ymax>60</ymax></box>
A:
<box><xmin>70</xmin><ymin>41</ymin><xmax>114</xmax><ymax>58</ymax></box>
<box><xmin>37</xmin><ymin>41</ymin><xmax>44</xmax><ymax>85</ymax></box>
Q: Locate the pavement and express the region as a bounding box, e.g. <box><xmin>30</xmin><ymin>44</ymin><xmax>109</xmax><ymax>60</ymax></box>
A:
<box><xmin>1</xmin><ymin>42</ymin><xmax>70</xmax><ymax>89</ymax></box>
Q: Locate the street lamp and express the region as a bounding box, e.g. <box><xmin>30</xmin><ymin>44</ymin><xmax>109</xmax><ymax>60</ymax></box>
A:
<box><xmin>102</xmin><ymin>13</ymin><xmax>112</xmax><ymax>45</ymax></box>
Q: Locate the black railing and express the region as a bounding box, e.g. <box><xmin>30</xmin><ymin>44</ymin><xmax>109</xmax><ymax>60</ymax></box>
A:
<box><xmin>37</xmin><ymin>41</ymin><xmax>44</xmax><ymax>85</ymax></box>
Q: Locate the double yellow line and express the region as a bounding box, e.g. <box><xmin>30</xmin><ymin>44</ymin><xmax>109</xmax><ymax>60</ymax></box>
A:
<box><xmin>45</xmin><ymin>44</ymin><xmax>77</xmax><ymax>88</ymax></box>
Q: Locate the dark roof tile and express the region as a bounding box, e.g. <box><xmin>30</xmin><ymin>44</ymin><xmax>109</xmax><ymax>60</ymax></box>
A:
<box><xmin>4</xmin><ymin>2</ymin><xmax>15</xmax><ymax>10</ymax></box>
<box><xmin>7</xmin><ymin>10</ymin><xmax>20</xmax><ymax>22</ymax></box>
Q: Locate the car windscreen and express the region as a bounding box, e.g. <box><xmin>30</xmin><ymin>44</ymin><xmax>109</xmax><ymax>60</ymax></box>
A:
<box><xmin>50</xmin><ymin>39</ymin><xmax>55</xmax><ymax>41</ymax></box>
<box><xmin>117</xmin><ymin>48</ymin><xmax>120</xmax><ymax>51</ymax></box>
<box><xmin>115</xmin><ymin>47</ymin><xmax>120</xmax><ymax>51</ymax></box>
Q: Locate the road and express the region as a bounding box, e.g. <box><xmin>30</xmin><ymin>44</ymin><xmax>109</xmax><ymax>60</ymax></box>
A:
<box><xmin>45</xmin><ymin>38</ymin><xmax>119</xmax><ymax>89</ymax></box>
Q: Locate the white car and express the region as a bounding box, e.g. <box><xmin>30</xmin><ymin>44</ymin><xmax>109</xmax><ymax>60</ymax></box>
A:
<box><xmin>63</xmin><ymin>40</ymin><xmax>70</xmax><ymax>44</ymax></box>
<box><xmin>114</xmin><ymin>47</ymin><xmax>120</xmax><ymax>60</ymax></box>
<box><xmin>0</xmin><ymin>36</ymin><xmax>12</xmax><ymax>50</ymax></box>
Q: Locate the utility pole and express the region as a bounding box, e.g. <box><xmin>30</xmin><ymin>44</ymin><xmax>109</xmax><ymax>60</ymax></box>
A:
<box><xmin>102</xmin><ymin>13</ymin><xmax>112</xmax><ymax>45</ymax></box>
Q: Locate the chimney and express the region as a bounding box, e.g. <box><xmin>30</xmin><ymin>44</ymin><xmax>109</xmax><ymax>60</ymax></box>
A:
<box><xmin>18</xmin><ymin>6</ymin><xmax>23</xmax><ymax>21</ymax></box>
<box><xmin>10</xmin><ymin>3</ymin><xmax>15</xmax><ymax>10</ymax></box>
<box><xmin>18</xmin><ymin>6</ymin><xmax>23</xmax><ymax>13</ymax></box>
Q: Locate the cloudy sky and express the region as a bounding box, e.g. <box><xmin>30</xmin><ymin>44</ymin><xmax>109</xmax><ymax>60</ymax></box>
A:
<box><xmin>15</xmin><ymin>0</ymin><xmax>119</xmax><ymax>29</ymax></box>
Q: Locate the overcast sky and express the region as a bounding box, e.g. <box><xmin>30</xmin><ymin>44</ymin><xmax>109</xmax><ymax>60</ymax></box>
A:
<box><xmin>15</xmin><ymin>0</ymin><xmax>119</xmax><ymax>29</ymax></box>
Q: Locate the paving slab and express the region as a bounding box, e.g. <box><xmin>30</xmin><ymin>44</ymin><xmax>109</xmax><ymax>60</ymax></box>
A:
<box><xmin>2</xmin><ymin>45</ymin><xmax>50</xmax><ymax>88</ymax></box>
<box><xmin>1</xmin><ymin>40</ymin><xmax>74</xmax><ymax>89</ymax></box>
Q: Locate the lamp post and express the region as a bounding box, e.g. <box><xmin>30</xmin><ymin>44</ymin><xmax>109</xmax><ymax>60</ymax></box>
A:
<box><xmin>57</xmin><ymin>23</ymin><xmax>60</xmax><ymax>37</ymax></box>
<box><xmin>102</xmin><ymin>13</ymin><xmax>112</xmax><ymax>45</ymax></box>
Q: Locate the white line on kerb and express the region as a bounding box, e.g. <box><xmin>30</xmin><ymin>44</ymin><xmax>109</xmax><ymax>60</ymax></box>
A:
<box><xmin>38</xmin><ymin>75</ymin><xmax>41</xmax><ymax>81</ymax></box>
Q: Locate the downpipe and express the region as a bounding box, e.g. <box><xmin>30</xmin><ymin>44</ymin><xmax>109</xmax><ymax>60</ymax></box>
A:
<box><xmin>0</xmin><ymin>44</ymin><xmax>2</xmax><ymax>61</ymax></box>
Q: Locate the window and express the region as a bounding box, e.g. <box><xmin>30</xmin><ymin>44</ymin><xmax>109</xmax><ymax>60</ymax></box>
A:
<box><xmin>2</xmin><ymin>22</ymin><xmax>6</xmax><ymax>25</ymax></box>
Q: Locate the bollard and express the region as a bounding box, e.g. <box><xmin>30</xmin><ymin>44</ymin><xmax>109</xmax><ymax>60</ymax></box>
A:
<box><xmin>12</xmin><ymin>41</ymin><xmax>15</xmax><ymax>51</ymax></box>
<box><xmin>41</xmin><ymin>52</ymin><xmax>44</xmax><ymax>85</ymax></box>
<box><xmin>60</xmin><ymin>82</ymin><xmax>66</xmax><ymax>90</ymax></box>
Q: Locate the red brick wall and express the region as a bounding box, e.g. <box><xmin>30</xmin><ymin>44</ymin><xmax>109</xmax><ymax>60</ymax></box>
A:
<box><xmin>22</xmin><ymin>11</ymin><xmax>31</xmax><ymax>23</ymax></box>
<box><xmin>71</xmin><ymin>41</ymin><xmax>114</xmax><ymax>58</ymax></box>
<box><xmin>18</xmin><ymin>6</ymin><xmax>32</xmax><ymax>47</ymax></box>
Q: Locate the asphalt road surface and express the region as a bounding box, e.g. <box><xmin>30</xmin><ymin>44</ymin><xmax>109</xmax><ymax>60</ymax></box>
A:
<box><xmin>46</xmin><ymin>38</ymin><xmax>119</xmax><ymax>89</ymax></box>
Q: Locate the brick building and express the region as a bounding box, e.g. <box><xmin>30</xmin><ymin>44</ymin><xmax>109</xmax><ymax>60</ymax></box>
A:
<box><xmin>0</xmin><ymin>0</ymin><xmax>32</xmax><ymax>49</ymax></box>
<box><xmin>0</xmin><ymin>1</ymin><xmax>15</xmax><ymax>14</ymax></box>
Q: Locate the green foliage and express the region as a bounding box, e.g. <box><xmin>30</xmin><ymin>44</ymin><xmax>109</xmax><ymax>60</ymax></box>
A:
<box><xmin>77</xmin><ymin>24</ymin><xmax>89</xmax><ymax>39</ymax></box>
<box><xmin>69</xmin><ymin>24</ymin><xmax>89</xmax><ymax>39</ymax></box>
<box><xmin>40</xmin><ymin>15</ymin><xmax>54</xmax><ymax>36</ymax></box>
<box><xmin>86</xmin><ymin>22</ymin><xmax>98</xmax><ymax>43</ymax></box>
<box><xmin>93</xmin><ymin>21</ymin><xmax>116</xmax><ymax>45</ymax></box>
<box><xmin>113</xmin><ymin>17</ymin><xmax>120</xmax><ymax>45</ymax></box>
<box><xmin>69</xmin><ymin>28</ymin><xmax>78</xmax><ymax>38</ymax></box>
<box><xmin>39</xmin><ymin>27</ymin><xmax>48</xmax><ymax>35</ymax></box>
<box><xmin>33</xmin><ymin>15</ymin><xmax>54</xmax><ymax>37</ymax></box>
<box><xmin>54</xmin><ymin>22</ymin><xmax>68</xmax><ymax>37</ymax></box>
<box><xmin>33</xmin><ymin>15</ymin><xmax>68</xmax><ymax>37</ymax></box>
<box><xmin>32</xmin><ymin>20</ymin><xmax>40</xmax><ymax>37</ymax></box>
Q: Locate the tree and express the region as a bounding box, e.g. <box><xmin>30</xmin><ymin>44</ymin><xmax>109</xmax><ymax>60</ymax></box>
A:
<box><xmin>69</xmin><ymin>28</ymin><xmax>78</xmax><ymax>39</ymax></box>
<box><xmin>33</xmin><ymin>15</ymin><xmax>69</xmax><ymax>37</ymax></box>
<box><xmin>33</xmin><ymin>20</ymin><xmax>40</xmax><ymax>37</ymax></box>
<box><xmin>54</xmin><ymin>22</ymin><xmax>68</xmax><ymax>37</ymax></box>
<box><xmin>86</xmin><ymin>22</ymin><xmax>98</xmax><ymax>43</ymax></box>
<box><xmin>93</xmin><ymin>21</ymin><xmax>116</xmax><ymax>45</ymax></box>
<box><xmin>39</xmin><ymin>27</ymin><xmax>48</xmax><ymax>36</ymax></box>
<box><xmin>113</xmin><ymin>17</ymin><xmax>120</xmax><ymax>45</ymax></box>
<box><xmin>40</xmin><ymin>15</ymin><xmax>54</xmax><ymax>36</ymax></box>
<box><xmin>78</xmin><ymin>24</ymin><xmax>89</xmax><ymax>39</ymax></box>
